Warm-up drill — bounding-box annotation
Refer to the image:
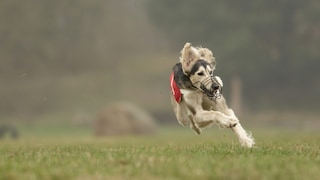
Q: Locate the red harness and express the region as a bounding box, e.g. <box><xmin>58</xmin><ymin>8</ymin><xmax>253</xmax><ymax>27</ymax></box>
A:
<box><xmin>170</xmin><ymin>72</ymin><xmax>182</xmax><ymax>103</ymax></box>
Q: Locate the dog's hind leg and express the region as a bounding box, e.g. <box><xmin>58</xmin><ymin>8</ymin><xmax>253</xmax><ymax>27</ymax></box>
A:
<box><xmin>171</xmin><ymin>95</ymin><xmax>189</xmax><ymax>126</ymax></box>
<box><xmin>171</xmin><ymin>93</ymin><xmax>203</xmax><ymax>134</ymax></box>
<box><xmin>188</xmin><ymin>114</ymin><xmax>202</xmax><ymax>134</ymax></box>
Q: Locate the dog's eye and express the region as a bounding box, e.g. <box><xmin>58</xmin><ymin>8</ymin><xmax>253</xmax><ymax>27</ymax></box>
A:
<box><xmin>197</xmin><ymin>72</ymin><xmax>204</xmax><ymax>76</ymax></box>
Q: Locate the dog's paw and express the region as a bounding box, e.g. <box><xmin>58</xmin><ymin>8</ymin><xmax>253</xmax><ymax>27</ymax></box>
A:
<box><xmin>229</xmin><ymin>117</ymin><xmax>239</xmax><ymax>128</ymax></box>
<box><xmin>219</xmin><ymin>116</ymin><xmax>238</xmax><ymax>128</ymax></box>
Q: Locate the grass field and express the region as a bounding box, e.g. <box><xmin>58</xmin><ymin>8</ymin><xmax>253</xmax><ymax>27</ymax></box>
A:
<box><xmin>0</xmin><ymin>125</ymin><xmax>319</xmax><ymax>180</ymax></box>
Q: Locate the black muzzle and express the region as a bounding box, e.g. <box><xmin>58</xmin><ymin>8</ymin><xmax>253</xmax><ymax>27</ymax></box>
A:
<box><xmin>199</xmin><ymin>76</ymin><xmax>222</xmax><ymax>100</ymax></box>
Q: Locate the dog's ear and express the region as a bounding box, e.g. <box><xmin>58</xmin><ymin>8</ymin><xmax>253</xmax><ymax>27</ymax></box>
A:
<box><xmin>179</xmin><ymin>42</ymin><xmax>200</xmax><ymax>75</ymax></box>
<box><xmin>198</xmin><ymin>48</ymin><xmax>216</xmax><ymax>70</ymax></box>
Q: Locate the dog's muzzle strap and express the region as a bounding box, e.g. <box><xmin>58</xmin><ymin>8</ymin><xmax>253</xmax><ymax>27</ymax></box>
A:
<box><xmin>197</xmin><ymin>76</ymin><xmax>223</xmax><ymax>100</ymax></box>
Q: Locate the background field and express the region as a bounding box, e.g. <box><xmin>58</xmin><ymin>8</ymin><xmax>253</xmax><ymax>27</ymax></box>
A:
<box><xmin>1</xmin><ymin>125</ymin><xmax>319</xmax><ymax>180</ymax></box>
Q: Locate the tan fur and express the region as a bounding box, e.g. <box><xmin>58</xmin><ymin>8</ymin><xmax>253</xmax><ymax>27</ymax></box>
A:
<box><xmin>180</xmin><ymin>43</ymin><xmax>216</xmax><ymax>75</ymax></box>
<box><xmin>172</xmin><ymin>43</ymin><xmax>255</xmax><ymax>148</ymax></box>
<box><xmin>179</xmin><ymin>42</ymin><xmax>201</xmax><ymax>74</ymax></box>
<box><xmin>198</xmin><ymin>47</ymin><xmax>216</xmax><ymax>70</ymax></box>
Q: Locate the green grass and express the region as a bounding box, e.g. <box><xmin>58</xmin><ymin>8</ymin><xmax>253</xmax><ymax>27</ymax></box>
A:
<box><xmin>0</xmin><ymin>126</ymin><xmax>319</xmax><ymax>180</ymax></box>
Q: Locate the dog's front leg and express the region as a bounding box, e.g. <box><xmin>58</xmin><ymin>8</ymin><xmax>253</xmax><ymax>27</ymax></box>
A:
<box><xmin>183</xmin><ymin>92</ymin><xmax>237</xmax><ymax>130</ymax></box>
<box><xmin>193</xmin><ymin>110</ymin><xmax>238</xmax><ymax>128</ymax></box>
<box><xmin>215</xmin><ymin>96</ymin><xmax>255</xmax><ymax>148</ymax></box>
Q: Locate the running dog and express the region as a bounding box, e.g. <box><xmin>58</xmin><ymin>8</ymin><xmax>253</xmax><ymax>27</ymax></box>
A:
<box><xmin>170</xmin><ymin>42</ymin><xmax>255</xmax><ymax>148</ymax></box>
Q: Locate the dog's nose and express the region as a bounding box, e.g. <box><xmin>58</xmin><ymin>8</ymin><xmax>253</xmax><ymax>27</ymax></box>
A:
<box><xmin>212</xmin><ymin>83</ymin><xmax>220</xmax><ymax>90</ymax></box>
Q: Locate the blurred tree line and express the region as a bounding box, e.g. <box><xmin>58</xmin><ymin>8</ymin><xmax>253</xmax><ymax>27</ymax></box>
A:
<box><xmin>0</xmin><ymin>0</ymin><xmax>169</xmax><ymax>120</ymax></box>
<box><xmin>146</xmin><ymin>0</ymin><xmax>320</xmax><ymax>110</ymax></box>
<box><xmin>1</xmin><ymin>0</ymin><xmax>319</xmax><ymax>123</ymax></box>
<box><xmin>0</xmin><ymin>0</ymin><xmax>163</xmax><ymax>77</ymax></box>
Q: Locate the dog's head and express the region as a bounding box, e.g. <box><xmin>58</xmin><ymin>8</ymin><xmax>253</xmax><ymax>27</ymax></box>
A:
<box><xmin>180</xmin><ymin>42</ymin><xmax>223</xmax><ymax>99</ymax></box>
